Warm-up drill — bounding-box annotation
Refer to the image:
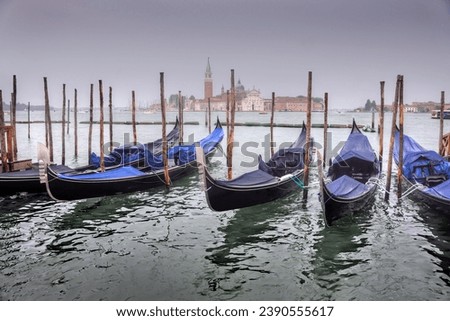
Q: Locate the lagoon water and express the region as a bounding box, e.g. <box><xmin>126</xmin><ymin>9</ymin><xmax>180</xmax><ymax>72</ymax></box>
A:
<box><xmin>1</xmin><ymin>110</ymin><xmax>449</xmax><ymax>300</ymax></box>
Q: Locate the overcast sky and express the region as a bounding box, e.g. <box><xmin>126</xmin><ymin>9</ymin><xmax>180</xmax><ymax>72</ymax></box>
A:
<box><xmin>1</xmin><ymin>0</ymin><xmax>449</xmax><ymax>109</ymax></box>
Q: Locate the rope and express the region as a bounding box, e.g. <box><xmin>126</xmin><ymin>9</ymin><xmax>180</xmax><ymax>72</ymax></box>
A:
<box><xmin>290</xmin><ymin>175</ymin><xmax>307</xmax><ymax>189</ymax></box>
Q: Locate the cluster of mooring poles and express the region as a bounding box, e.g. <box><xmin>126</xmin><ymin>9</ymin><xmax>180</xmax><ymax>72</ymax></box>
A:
<box><xmin>1</xmin><ymin>72</ymin><xmax>447</xmax><ymax>204</ymax></box>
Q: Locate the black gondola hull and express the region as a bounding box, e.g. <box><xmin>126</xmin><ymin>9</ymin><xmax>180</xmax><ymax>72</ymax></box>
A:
<box><xmin>204</xmin><ymin>170</ymin><xmax>304</xmax><ymax>211</ymax></box>
<box><xmin>321</xmin><ymin>182</ymin><xmax>378</xmax><ymax>226</ymax></box>
<box><xmin>46</xmin><ymin>163</ymin><xmax>198</xmax><ymax>201</ymax></box>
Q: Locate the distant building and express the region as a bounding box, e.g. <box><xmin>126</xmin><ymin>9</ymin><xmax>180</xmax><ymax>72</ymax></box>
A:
<box><xmin>190</xmin><ymin>59</ymin><xmax>322</xmax><ymax>112</ymax></box>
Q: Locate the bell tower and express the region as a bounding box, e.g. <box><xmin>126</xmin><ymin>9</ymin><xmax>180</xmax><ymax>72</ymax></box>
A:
<box><xmin>204</xmin><ymin>57</ymin><xmax>213</xmax><ymax>100</ymax></box>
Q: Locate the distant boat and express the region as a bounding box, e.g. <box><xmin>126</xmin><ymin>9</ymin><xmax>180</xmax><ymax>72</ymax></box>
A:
<box><xmin>259</xmin><ymin>112</ymin><xmax>268</xmax><ymax>115</ymax></box>
<box><xmin>431</xmin><ymin>110</ymin><xmax>450</xmax><ymax>119</ymax></box>
<box><xmin>362</xmin><ymin>125</ymin><xmax>376</xmax><ymax>133</ymax></box>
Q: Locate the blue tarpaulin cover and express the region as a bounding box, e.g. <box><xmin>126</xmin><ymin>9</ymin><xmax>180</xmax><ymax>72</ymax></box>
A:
<box><xmin>215</xmin><ymin>169</ymin><xmax>278</xmax><ymax>187</ymax></box>
<box><xmin>147</xmin><ymin>124</ymin><xmax>224</xmax><ymax>169</ymax></box>
<box><xmin>394</xmin><ymin>131</ymin><xmax>450</xmax><ymax>181</ymax></box>
<box><xmin>91</xmin><ymin>123</ymin><xmax>223</xmax><ymax>169</ymax></box>
<box><xmin>332</xmin><ymin>132</ymin><xmax>377</xmax><ymax>165</ymax></box>
<box><xmin>423</xmin><ymin>179</ymin><xmax>450</xmax><ymax>199</ymax></box>
<box><xmin>58</xmin><ymin>166</ymin><xmax>146</xmax><ymax>181</ymax></box>
<box><xmin>89</xmin><ymin>122</ymin><xmax>179</xmax><ymax>167</ymax></box>
<box><xmin>326</xmin><ymin>175</ymin><xmax>370</xmax><ymax>199</ymax></box>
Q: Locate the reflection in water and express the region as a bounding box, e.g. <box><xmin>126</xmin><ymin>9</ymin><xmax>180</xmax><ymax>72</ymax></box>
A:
<box><xmin>311</xmin><ymin>206</ymin><xmax>371</xmax><ymax>300</ymax></box>
<box><xmin>415</xmin><ymin>207</ymin><xmax>450</xmax><ymax>287</ymax></box>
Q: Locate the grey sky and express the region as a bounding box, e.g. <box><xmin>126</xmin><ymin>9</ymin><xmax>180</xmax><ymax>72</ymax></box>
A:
<box><xmin>1</xmin><ymin>0</ymin><xmax>449</xmax><ymax>109</ymax></box>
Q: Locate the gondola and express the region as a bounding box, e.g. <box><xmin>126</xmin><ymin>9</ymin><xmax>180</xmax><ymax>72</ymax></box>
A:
<box><xmin>393</xmin><ymin>128</ymin><xmax>450</xmax><ymax>210</ymax></box>
<box><xmin>0</xmin><ymin>120</ymin><xmax>180</xmax><ymax>196</ymax></box>
<box><xmin>196</xmin><ymin>122</ymin><xmax>307</xmax><ymax>211</ymax></box>
<box><xmin>319</xmin><ymin>120</ymin><xmax>380</xmax><ymax>226</ymax></box>
<box><xmin>41</xmin><ymin>120</ymin><xmax>224</xmax><ymax>201</ymax></box>
<box><xmin>89</xmin><ymin>118</ymin><xmax>179</xmax><ymax>168</ymax></box>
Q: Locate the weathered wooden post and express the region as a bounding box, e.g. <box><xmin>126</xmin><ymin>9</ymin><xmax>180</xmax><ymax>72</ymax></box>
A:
<box><xmin>303</xmin><ymin>71</ymin><xmax>312</xmax><ymax>200</ymax></box>
<box><xmin>61</xmin><ymin>84</ymin><xmax>66</xmax><ymax>165</ymax></box>
<box><xmin>0</xmin><ymin>91</ymin><xmax>7</xmax><ymax>172</ymax></box>
<box><xmin>226</xmin><ymin>90</ymin><xmax>230</xmax><ymax>140</ymax></box>
<box><xmin>88</xmin><ymin>83</ymin><xmax>94</xmax><ymax>160</ymax></box>
<box><xmin>74</xmin><ymin>88</ymin><xmax>78</xmax><ymax>157</ymax></box>
<box><xmin>371</xmin><ymin>107</ymin><xmax>375</xmax><ymax>130</ymax></box>
<box><xmin>323</xmin><ymin>92</ymin><xmax>328</xmax><ymax>168</ymax></box>
<box><xmin>27</xmin><ymin>102</ymin><xmax>31</xmax><ymax>139</ymax></box>
<box><xmin>160</xmin><ymin>72</ymin><xmax>170</xmax><ymax>187</ymax></box>
<box><xmin>208</xmin><ymin>97</ymin><xmax>211</xmax><ymax>133</ymax></box>
<box><xmin>43</xmin><ymin>77</ymin><xmax>54</xmax><ymax>162</ymax></box>
<box><xmin>270</xmin><ymin>92</ymin><xmax>275</xmax><ymax>157</ymax></box>
<box><xmin>384</xmin><ymin>75</ymin><xmax>401</xmax><ymax>202</ymax></box>
<box><xmin>99</xmin><ymin>80</ymin><xmax>105</xmax><ymax>172</ymax></box>
<box><xmin>132</xmin><ymin>90</ymin><xmax>137</xmax><ymax>145</ymax></box>
<box><xmin>178</xmin><ymin>90</ymin><xmax>183</xmax><ymax>144</ymax></box>
<box><xmin>109</xmin><ymin>87</ymin><xmax>113</xmax><ymax>152</ymax></box>
<box><xmin>227</xmin><ymin>69</ymin><xmax>236</xmax><ymax>180</ymax></box>
<box><xmin>67</xmin><ymin>98</ymin><xmax>70</xmax><ymax>135</ymax></box>
<box><xmin>397</xmin><ymin>75</ymin><xmax>404</xmax><ymax>199</ymax></box>
<box><xmin>379</xmin><ymin>81</ymin><xmax>385</xmax><ymax>169</ymax></box>
<box><xmin>12</xmin><ymin>75</ymin><xmax>17</xmax><ymax>159</ymax></box>
<box><xmin>439</xmin><ymin>91</ymin><xmax>445</xmax><ymax>153</ymax></box>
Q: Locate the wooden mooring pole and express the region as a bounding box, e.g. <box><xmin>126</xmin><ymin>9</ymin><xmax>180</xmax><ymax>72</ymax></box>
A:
<box><xmin>227</xmin><ymin>69</ymin><xmax>236</xmax><ymax>180</ymax></box>
<box><xmin>208</xmin><ymin>98</ymin><xmax>212</xmax><ymax>133</ymax></box>
<box><xmin>379</xmin><ymin>81</ymin><xmax>385</xmax><ymax>169</ymax></box>
<box><xmin>270</xmin><ymin>92</ymin><xmax>275</xmax><ymax>157</ymax></box>
<box><xmin>132</xmin><ymin>90</ymin><xmax>137</xmax><ymax>145</ymax></box>
<box><xmin>12</xmin><ymin>75</ymin><xmax>17</xmax><ymax>159</ymax></box>
<box><xmin>226</xmin><ymin>90</ymin><xmax>230</xmax><ymax>141</ymax></box>
<box><xmin>74</xmin><ymin>89</ymin><xmax>78</xmax><ymax>157</ymax></box>
<box><xmin>27</xmin><ymin>102</ymin><xmax>31</xmax><ymax>139</ymax></box>
<box><xmin>99</xmin><ymin>80</ymin><xmax>105</xmax><ymax>172</ymax></box>
<box><xmin>323</xmin><ymin>92</ymin><xmax>328</xmax><ymax>168</ymax></box>
<box><xmin>160</xmin><ymin>72</ymin><xmax>170</xmax><ymax>187</ymax></box>
<box><xmin>397</xmin><ymin>75</ymin><xmax>404</xmax><ymax>200</ymax></box>
<box><xmin>67</xmin><ymin>98</ymin><xmax>70</xmax><ymax>135</ymax></box>
<box><xmin>178</xmin><ymin>91</ymin><xmax>183</xmax><ymax>144</ymax></box>
<box><xmin>384</xmin><ymin>75</ymin><xmax>401</xmax><ymax>202</ymax></box>
<box><xmin>43</xmin><ymin>77</ymin><xmax>54</xmax><ymax>162</ymax></box>
<box><xmin>439</xmin><ymin>91</ymin><xmax>445</xmax><ymax>153</ymax></box>
<box><xmin>61</xmin><ymin>84</ymin><xmax>66</xmax><ymax>165</ymax></box>
<box><xmin>303</xmin><ymin>71</ymin><xmax>312</xmax><ymax>200</ymax></box>
<box><xmin>109</xmin><ymin>87</ymin><xmax>113</xmax><ymax>152</ymax></box>
<box><xmin>0</xmin><ymin>90</ymin><xmax>7</xmax><ymax>172</ymax></box>
<box><xmin>88</xmin><ymin>84</ymin><xmax>94</xmax><ymax>160</ymax></box>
